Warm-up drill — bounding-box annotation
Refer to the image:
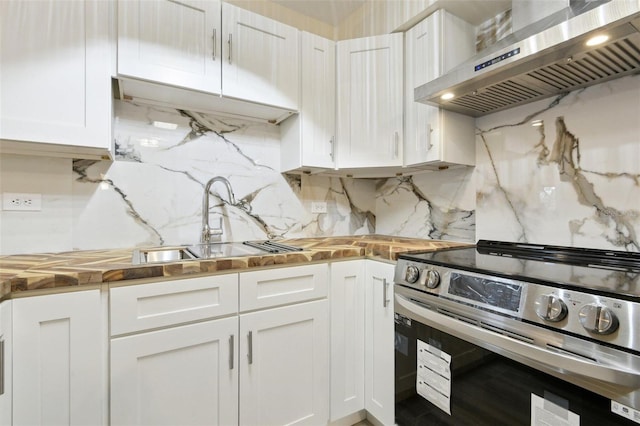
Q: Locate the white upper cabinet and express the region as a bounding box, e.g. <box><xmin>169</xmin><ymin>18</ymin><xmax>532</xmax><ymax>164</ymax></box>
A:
<box><xmin>118</xmin><ymin>0</ymin><xmax>222</xmax><ymax>94</ymax></box>
<box><xmin>222</xmin><ymin>3</ymin><xmax>299</xmax><ymax>111</ymax></box>
<box><xmin>0</xmin><ymin>0</ymin><xmax>112</xmax><ymax>159</ymax></box>
<box><xmin>117</xmin><ymin>1</ymin><xmax>299</xmax><ymax>122</ymax></box>
<box><xmin>281</xmin><ymin>31</ymin><xmax>336</xmax><ymax>173</ymax></box>
<box><xmin>336</xmin><ymin>34</ymin><xmax>404</xmax><ymax>170</ymax></box>
<box><xmin>404</xmin><ymin>10</ymin><xmax>476</xmax><ymax>168</ymax></box>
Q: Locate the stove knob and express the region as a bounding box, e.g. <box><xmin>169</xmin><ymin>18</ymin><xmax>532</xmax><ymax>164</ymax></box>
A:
<box><xmin>534</xmin><ymin>294</ymin><xmax>567</xmax><ymax>322</ymax></box>
<box><xmin>579</xmin><ymin>304</ymin><xmax>619</xmax><ymax>335</ymax></box>
<box><xmin>405</xmin><ymin>265</ymin><xmax>420</xmax><ymax>284</ymax></box>
<box><xmin>424</xmin><ymin>269</ymin><xmax>441</xmax><ymax>289</ymax></box>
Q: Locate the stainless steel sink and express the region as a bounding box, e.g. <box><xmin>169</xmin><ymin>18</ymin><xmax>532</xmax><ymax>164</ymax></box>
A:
<box><xmin>188</xmin><ymin>242</ymin><xmax>266</xmax><ymax>259</ymax></box>
<box><xmin>131</xmin><ymin>246</ymin><xmax>198</xmax><ymax>264</ymax></box>
<box><xmin>132</xmin><ymin>241</ymin><xmax>303</xmax><ymax>264</ymax></box>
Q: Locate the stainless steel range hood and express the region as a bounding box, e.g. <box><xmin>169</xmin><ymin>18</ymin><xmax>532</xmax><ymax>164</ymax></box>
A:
<box><xmin>415</xmin><ymin>1</ymin><xmax>640</xmax><ymax>117</ymax></box>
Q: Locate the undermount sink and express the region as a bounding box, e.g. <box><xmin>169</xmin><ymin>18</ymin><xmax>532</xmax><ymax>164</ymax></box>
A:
<box><xmin>131</xmin><ymin>246</ymin><xmax>198</xmax><ymax>264</ymax></box>
<box><xmin>132</xmin><ymin>241</ymin><xmax>302</xmax><ymax>264</ymax></box>
<box><xmin>188</xmin><ymin>242</ymin><xmax>267</xmax><ymax>259</ymax></box>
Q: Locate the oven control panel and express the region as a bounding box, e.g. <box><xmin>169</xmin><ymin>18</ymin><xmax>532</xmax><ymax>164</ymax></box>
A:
<box><xmin>394</xmin><ymin>259</ymin><xmax>638</xmax><ymax>351</ymax></box>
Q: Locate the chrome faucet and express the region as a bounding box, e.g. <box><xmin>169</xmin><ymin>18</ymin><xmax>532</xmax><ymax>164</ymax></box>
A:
<box><xmin>201</xmin><ymin>176</ymin><xmax>237</xmax><ymax>244</ymax></box>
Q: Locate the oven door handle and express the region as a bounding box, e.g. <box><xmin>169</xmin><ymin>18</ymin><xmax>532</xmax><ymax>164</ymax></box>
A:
<box><xmin>396</xmin><ymin>294</ymin><xmax>640</xmax><ymax>388</ymax></box>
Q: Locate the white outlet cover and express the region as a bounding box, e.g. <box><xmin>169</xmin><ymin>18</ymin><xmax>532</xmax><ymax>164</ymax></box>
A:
<box><xmin>311</xmin><ymin>201</ymin><xmax>328</xmax><ymax>214</ymax></box>
<box><xmin>2</xmin><ymin>192</ymin><xmax>42</xmax><ymax>211</ymax></box>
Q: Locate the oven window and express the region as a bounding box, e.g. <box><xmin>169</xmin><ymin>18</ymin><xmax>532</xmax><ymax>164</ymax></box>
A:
<box><xmin>448</xmin><ymin>272</ymin><xmax>522</xmax><ymax>313</ymax></box>
<box><xmin>395</xmin><ymin>315</ymin><xmax>636</xmax><ymax>426</ymax></box>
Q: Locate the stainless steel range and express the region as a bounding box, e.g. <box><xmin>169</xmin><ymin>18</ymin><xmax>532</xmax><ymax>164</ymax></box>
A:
<box><xmin>394</xmin><ymin>240</ymin><xmax>640</xmax><ymax>425</ymax></box>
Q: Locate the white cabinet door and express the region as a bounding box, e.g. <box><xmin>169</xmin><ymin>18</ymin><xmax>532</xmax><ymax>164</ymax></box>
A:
<box><xmin>404</xmin><ymin>10</ymin><xmax>476</xmax><ymax>167</ymax></box>
<box><xmin>12</xmin><ymin>290</ymin><xmax>104</xmax><ymax>426</ymax></box>
<box><xmin>329</xmin><ymin>260</ymin><xmax>366</xmax><ymax>421</ymax></box>
<box><xmin>281</xmin><ymin>31</ymin><xmax>336</xmax><ymax>173</ymax></box>
<box><xmin>364</xmin><ymin>261</ymin><xmax>395</xmax><ymax>425</ymax></box>
<box><xmin>0</xmin><ymin>0</ymin><xmax>112</xmax><ymax>155</ymax></box>
<box><xmin>118</xmin><ymin>0</ymin><xmax>222</xmax><ymax>95</ymax></box>
<box><xmin>240</xmin><ymin>300</ymin><xmax>329</xmax><ymax>425</ymax></box>
<box><xmin>222</xmin><ymin>3</ymin><xmax>299</xmax><ymax>110</ymax></box>
<box><xmin>0</xmin><ymin>301</ymin><xmax>11</xmax><ymax>426</ymax></box>
<box><xmin>111</xmin><ymin>317</ymin><xmax>238</xmax><ymax>426</ymax></box>
<box><xmin>336</xmin><ymin>34</ymin><xmax>403</xmax><ymax>169</ymax></box>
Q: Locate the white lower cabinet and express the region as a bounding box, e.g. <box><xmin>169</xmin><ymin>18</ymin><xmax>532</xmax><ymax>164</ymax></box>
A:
<box><xmin>364</xmin><ymin>261</ymin><xmax>395</xmax><ymax>425</ymax></box>
<box><xmin>330</xmin><ymin>260</ymin><xmax>366</xmax><ymax>421</ymax></box>
<box><xmin>239</xmin><ymin>263</ymin><xmax>330</xmax><ymax>425</ymax></box>
<box><xmin>330</xmin><ymin>260</ymin><xmax>395</xmax><ymax>425</ymax></box>
<box><xmin>110</xmin><ymin>265</ymin><xmax>329</xmax><ymax>426</ymax></box>
<box><xmin>0</xmin><ymin>301</ymin><xmax>12</xmax><ymax>426</ymax></box>
<box><xmin>110</xmin><ymin>274</ymin><xmax>239</xmax><ymax>426</ymax></box>
<box><xmin>110</xmin><ymin>317</ymin><xmax>238</xmax><ymax>426</ymax></box>
<box><xmin>12</xmin><ymin>290</ymin><xmax>105</xmax><ymax>426</ymax></box>
<box><xmin>239</xmin><ymin>300</ymin><xmax>329</xmax><ymax>425</ymax></box>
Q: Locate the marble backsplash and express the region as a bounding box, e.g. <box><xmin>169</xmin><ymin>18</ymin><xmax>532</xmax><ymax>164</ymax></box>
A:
<box><xmin>474</xmin><ymin>74</ymin><xmax>640</xmax><ymax>251</ymax></box>
<box><xmin>0</xmin><ymin>75</ymin><xmax>638</xmax><ymax>255</ymax></box>
<box><xmin>0</xmin><ymin>101</ymin><xmax>376</xmax><ymax>254</ymax></box>
<box><xmin>72</xmin><ymin>101</ymin><xmax>377</xmax><ymax>250</ymax></box>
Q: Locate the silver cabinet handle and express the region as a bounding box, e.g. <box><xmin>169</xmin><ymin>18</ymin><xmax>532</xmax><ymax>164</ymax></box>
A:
<box><xmin>212</xmin><ymin>28</ymin><xmax>217</xmax><ymax>61</ymax></box>
<box><xmin>426</xmin><ymin>123</ymin><xmax>432</xmax><ymax>152</ymax></box>
<box><xmin>228</xmin><ymin>33</ymin><xmax>232</xmax><ymax>64</ymax></box>
<box><xmin>329</xmin><ymin>136</ymin><xmax>334</xmax><ymax>161</ymax></box>
<box><xmin>0</xmin><ymin>340</ymin><xmax>4</xmax><ymax>395</ymax></box>
<box><xmin>229</xmin><ymin>334</ymin><xmax>234</xmax><ymax>370</ymax></box>
<box><xmin>383</xmin><ymin>278</ymin><xmax>390</xmax><ymax>308</ymax></box>
<box><xmin>247</xmin><ymin>331</ymin><xmax>253</xmax><ymax>364</ymax></box>
<box><xmin>394</xmin><ymin>132</ymin><xmax>399</xmax><ymax>157</ymax></box>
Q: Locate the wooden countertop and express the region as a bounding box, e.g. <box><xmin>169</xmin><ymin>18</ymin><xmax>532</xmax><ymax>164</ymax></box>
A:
<box><xmin>0</xmin><ymin>235</ymin><xmax>470</xmax><ymax>300</ymax></box>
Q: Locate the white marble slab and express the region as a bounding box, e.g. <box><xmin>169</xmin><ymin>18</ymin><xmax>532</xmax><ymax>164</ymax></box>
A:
<box><xmin>375</xmin><ymin>167</ymin><xmax>476</xmax><ymax>242</ymax></box>
<box><xmin>70</xmin><ymin>101</ymin><xmax>376</xmax><ymax>250</ymax></box>
<box><xmin>475</xmin><ymin>74</ymin><xmax>640</xmax><ymax>251</ymax></box>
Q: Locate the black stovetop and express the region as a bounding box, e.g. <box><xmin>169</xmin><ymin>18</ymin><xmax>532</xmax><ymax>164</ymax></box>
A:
<box><xmin>399</xmin><ymin>240</ymin><xmax>640</xmax><ymax>300</ymax></box>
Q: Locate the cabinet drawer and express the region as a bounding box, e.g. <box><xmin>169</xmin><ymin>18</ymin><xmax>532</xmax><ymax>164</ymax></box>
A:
<box><xmin>239</xmin><ymin>264</ymin><xmax>328</xmax><ymax>312</ymax></box>
<box><xmin>111</xmin><ymin>275</ymin><xmax>238</xmax><ymax>336</ymax></box>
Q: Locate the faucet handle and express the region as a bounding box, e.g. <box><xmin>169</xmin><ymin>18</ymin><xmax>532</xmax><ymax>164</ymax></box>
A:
<box><xmin>208</xmin><ymin>217</ymin><xmax>223</xmax><ymax>240</ymax></box>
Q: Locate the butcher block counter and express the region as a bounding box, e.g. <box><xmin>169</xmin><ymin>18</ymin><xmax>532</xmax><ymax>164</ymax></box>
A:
<box><xmin>0</xmin><ymin>235</ymin><xmax>470</xmax><ymax>300</ymax></box>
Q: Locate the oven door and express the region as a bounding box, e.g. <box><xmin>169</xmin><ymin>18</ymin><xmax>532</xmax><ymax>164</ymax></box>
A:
<box><xmin>394</xmin><ymin>286</ymin><xmax>640</xmax><ymax>426</ymax></box>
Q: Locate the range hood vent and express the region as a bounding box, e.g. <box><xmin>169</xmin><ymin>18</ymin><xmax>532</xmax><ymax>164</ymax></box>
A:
<box><xmin>415</xmin><ymin>1</ymin><xmax>640</xmax><ymax>117</ymax></box>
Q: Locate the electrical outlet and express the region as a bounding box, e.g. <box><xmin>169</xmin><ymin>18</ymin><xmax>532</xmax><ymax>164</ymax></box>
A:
<box><xmin>311</xmin><ymin>201</ymin><xmax>327</xmax><ymax>214</ymax></box>
<box><xmin>2</xmin><ymin>193</ymin><xmax>42</xmax><ymax>211</ymax></box>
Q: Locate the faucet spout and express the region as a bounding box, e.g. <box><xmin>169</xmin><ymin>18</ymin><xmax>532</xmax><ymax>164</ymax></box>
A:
<box><xmin>202</xmin><ymin>176</ymin><xmax>237</xmax><ymax>244</ymax></box>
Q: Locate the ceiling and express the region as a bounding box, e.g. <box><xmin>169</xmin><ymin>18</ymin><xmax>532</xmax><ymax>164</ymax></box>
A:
<box><xmin>271</xmin><ymin>0</ymin><xmax>511</xmax><ymax>27</ymax></box>
<box><xmin>271</xmin><ymin>0</ymin><xmax>366</xmax><ymax>26</ymax></box>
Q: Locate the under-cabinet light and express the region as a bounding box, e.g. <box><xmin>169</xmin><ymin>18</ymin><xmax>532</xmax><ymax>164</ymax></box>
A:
<box><xmin>152</xmin><ymin>120</ymin><xmax>178</xmax><ymax>130</ymax></box>
<box><xmin>586</xmin><ymin>34</ymin><xmax>609</xmax><ymax>46</ymax></box>
<box><xmin>140</xmin><ymin>138</ymin><xmax>159</xmax><ymax>148</ymax></box>
<box><xmin>441</xmin><ymin>92</ymin><xmax>455</xmax><ymax>100</ymax></box>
